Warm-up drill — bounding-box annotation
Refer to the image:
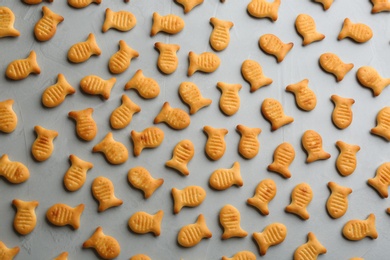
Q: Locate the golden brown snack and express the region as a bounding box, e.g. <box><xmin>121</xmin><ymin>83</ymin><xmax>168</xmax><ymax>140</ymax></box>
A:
<box><xmin>0</xmin><ymin>154</ymin><xmax>30</xmax><ymax>184</ymax></box>
<box><xmin>68</xmin><ymin>108</ymin><xmax>97</xmax><ymax>141</ymax></box>
<box><xmin>219</xmin><ymin>204</ymin><xmax>247</xmax><ymax>239</ymax></box>
<box><xmin>247</xmin><ymin>0</ymin><xmax>280</xmax><ymax>21</ymax></box>
<box><xmin>188</xmin><ymin>51</ymin><xmax>220</xmax><ymax>76</ymax></box>
<box><xmin>42</xmin><ymin>74</ymin><xmax>75</xmax><ymax>108</ymax></box>
<box><xmin>319</xmin><ymin>53</ymin><xmax>354</xmax><ymax>82</ymax></box>
<box><xmin>154</xmin><ymin>102</ymin><xmax>190</xmax><ymax>130</ymax></box>
<box><xmin>259</xmin><ymin>34</ymin><xmax>293</xmax><ymax>63</ymax></box>
<box><xmin>179</xmin><ymin>82</ymin><xmax>212</xmax><ymax>114</ymax></box>
<box><xmin>22</xmin><ymin>0</ymin><xmax>54</xmax><ymax>4</ymax></box>
<box><xmin>63</xmin><ymin>154</ymin><xmax>93</xmax><ymax>192</ymax></box>
<box><xmin>331</xmin><ymin>95</ymin><xmax>355</xmax><ymax>129</ymax></box>
<box><xmin>0</xmin><ymin>99</ymin><xmax>17</xmax><ymax>133</ymax></box>
<box><xmin>102</xmin><ymin>8</ymin><xmax>136</xmax><ymax>32</ymax></box>
<box><xmin>261</xmin><ymin>98</ymin><xmax>294</xmax><ymax>131</ymax></box>
<box><xmin>285</xmin><ymin>183</ymin><xmax>313</xmax><ymax>220</ymax></box>
<box><xmin>128</xmin><ymin>210</ymin><xmax>163</xmax><ymax>236</ymax></box>
<box><xmin>253</xmin><ymin>223</ymin><xmax>287</xmax><ymax>256</ymax></box>
<box><xmin>314</xmin><ymin>0</ymin><xmax>333</xmax><ymax>10</ymax></box>
<box><xmin>68</xmin><ymin>0</ymin><xmax>101</xmax><ymax>8</ymax></box>
<box><xmin>125</xmin><ymin>70</ymin><xmax>160</xmax><ymax>99</ymax></box>
<box><xmin>6</xmin><ymin>51</ymin><xmax>40</xmax><ymax>80</ymax></box>
<box><xmin>109</xmin><ymin>40</ymin><xmax>139</xmax><ymax>74</ymax></box>
<box><xmin>53</xmin><ymin>252</ymin><xmax>68</xmax><ymax>260</ymax></box>
<box><xmin>32</xmin><ymin>126</ymin><xmax>58</xmax><ymax>162</ymax></box>
<box><xmin>93</xmin><ymin>132</ymin><xmax>128</xmax><ymax>164</ymax></box>
<box><xmin>294</xmin><ymin>232</ymin><xmax>327</xmax><ymax>260</ymax></box>
<box><xmin>338</xmin><ymin>18</ymin><xmax>373</xmax><ymax>43</ymax></box>
<box><xmin>68</xmin><ymin>33</ymin><xmax>101</xmax><ymax>63</ymax></box>
<box><xmin>247</xmin><ymin>179</ymin><xmax>276</xmax><ymax>215</ymax></box>
<box><xmin>172</xmin><ymin>185</ymin><xmax>206</xmax><ymax>214</ymax></box>
<box><xmin>80</xmin><ymin>75</ymin><xmax>116</xmax><ymax>100</ymax></box>
<box><xmin>302</xmin><ymin>130</ymin><xmax>331</xmax><ymax>163</ymax></box>
<box><xmin>83</xmin><ymin>227</ymin><xmax>120</xmax><ymax>259</ymax></box>
<box><xmin>34</xmin><ymin>6</ymin><xmax>63</xmax><ymax>41</ymax></box>
<box><xmin>92</xmin><ymin>176</ymin><xmax>123</xmax><ymax>212</ymax></box>
<box><xmin>371</xmin><ymin>107</ymin><xmax>390</xmax><ymax>141</ymax></box>
<box><xmin>357</xmin><ymin>66</ymin><xmax>390</xmax><ymax>96</ymax></box>
<box><xmin>209</xmin><ymin>17</ymin><xmax>233</xmax><ymax>51</ymax></box>
<box><xmin>110</xmin><ymin>94</ymin><xmax>140</xmax><ymax>129</ymax></box>
<box><xmin>222</xmin><ymin>251</ymin><xmax>256</xmax><ymax>260</ymax></box>
<box><xmin>203</xmin><ymin>126</ymin><xmax>228</xmax><ymax>161</ymax></box>
<box><xmin>130</xmin><ymin>254</ymin><xmax>151</xmax><ymax>260</ymax></box>
<box><xmin>46</xmin><ymin>203</ymin><xmax>84</xmax><ymax>229</ymax></box>
<box><xmin>286</xmin><ymin>79</ymin><xmax>317</xmax><ymax>111</ymax></box>
<box><xmin>0</xmin><ymin>241</ymin><xmax>20</xmax><ymax>260</ymax></box>
<box><xmin>342</xmin><ymin>214</ymin><xmax>378</xmax><ymax>240</ymax></box>
<box><xmin>336</xmin><ymin>141</ymin><xmax>360</xmax><ymax>176</ymax></box>
<box><xmin>155</xmin><ymin>42</ymin><xmax>180</xmax><ymax>74</ymax></box>
<box><xmin>371</xmin><ymin>0</ymin><xmax>390</xmax><ymax>13</ymax></box>
<box><xmin>350</xmin><ymin>258</ymin><xmax>364</xmax><ymax>260</ymax></box>
<box><xmin>236</xmin><ymin>125</ymin><xmax>261</xmax><ymax>159</ymax></box>
<box><xmin>217</xmin><ymin>82</ymin><xmax>242</xmax><ymax>116</ymax></box>
<box><xmin>241</xmin><ymin>59</ymin><xmax>272</xmax><ymax>92</ymax></box>
<box><xmin>0</xmin><ymin>7</ymin><xmax>20</xmax><ymax>38</ymax></box>
<box><xmin>151</xmin><ymin>12</ymin><xmax>185</xmax><ymax>36</ymax></box>
<box><xmin>128</xmin><ymin>166</ymin><xmax>164</xmax><ymax>199</ymax></box>
<box><xmin>175</xmin><ymin>0</ymin><xmax>203</xmax><ymax>13</ymax></box>
<box><xmin>295</xmin><ymin>14</ymin><xmax>325</xmax><ymax>46</ymax></box>
<box><xmin>368</xmin><ymin>162</ymin><xmax>390</xmax><ymax>197</ymax></box>
<box><xmin>12</xmin><ymin>199</ymin><xmax>38</xmax><ymax>235</ymax></box>
<box><xmin>267</xmin><ymin>142</ymin><xmax>295</xmax><ymax>178</ymax></box>
<box><xmin>131</xmin><ymin>127</ymin><xmax>164</xmax><ymax>156</ymax></box>
<box><xmin>326</xmin><ymin>182</ymin><xmax>352</xmax><ymax>219</ymax></box>
<box><xmin>209</xmin><ymin>162</ymin><xmax>242</xmax><ymax>190</ymax></box>
<box><xmin>178</xmin><ymin>214</ymin><xmax>212</xmax><ymax>247</ymax></box>
<box><xmin>166</xmin><ymin>139</ymin><xmax>194</xmax><ymax>176</ymax></box>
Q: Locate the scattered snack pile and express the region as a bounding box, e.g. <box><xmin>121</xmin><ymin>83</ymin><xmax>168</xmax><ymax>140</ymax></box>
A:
<box><xmin>1</xmin><ymin>0</ymin><xmax>390</xmax><ymax>259</ymax></box>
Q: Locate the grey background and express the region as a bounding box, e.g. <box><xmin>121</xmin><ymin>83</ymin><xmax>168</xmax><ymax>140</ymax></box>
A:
<box><xmin>0</xmin><ymin>0</ymin><xmax>390</xmax><ymax>259</ymax></box>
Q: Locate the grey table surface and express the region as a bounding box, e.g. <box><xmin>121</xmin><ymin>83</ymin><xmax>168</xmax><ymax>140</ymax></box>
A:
<box><xmin>1</xmin><ymin>0</ymin><xmax>390</xmax><ymax>259</ymax></box>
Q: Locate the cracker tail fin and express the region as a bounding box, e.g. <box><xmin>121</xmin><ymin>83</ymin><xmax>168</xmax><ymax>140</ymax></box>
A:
<box><xmin>28</xmin><ymin>51</ymin><xmax>41</xmax><ymax>74</ymax></box>
<box><xmin>150</xmin><ymin>12</ymin><xmax>161</xmax><ymax>36</ymax></box>
<box><xmin>338</xmin><ymin>18</ymin><xmax>351</xmax><ymax>40</ymax></box>
<box><xmin>83</xmin><ymin>226</ymin><xmax>103</xmax><ymax>248</ymax></box>
<box><xmin>196</xmin><ymin>214</ymin><xmax>212</xmax><ymax>238</ymax></box>
<box><xmin>71</xmin><ymin>204</ymin><xmax>84</xmax><ymax>229</ymax></box>
<box><xmin>131</xmin><ymin>130</ymin><xmax>143</xmax><ymax>156</ymax></box>
<box><xmin>125</xmin><ymin>69</ymin><xmax>142</xmax><ymax>90</ymax></box>
<box><xmin>87</xmin><ymin>33</ymin><xmax>101</xmax><ymax>56</ymax></box>
<box><xmin>232</xmin><ymin>162</ymin><xmax>243</xmax><ymax>186</ymax></box>
<box><xmin>172</xmin><ymin>188</ymin><xmax>183</xmax><ymax>214</ymax></box>
<box><xmin>153</xmin><ymin>102</ymin><xmax>170</xmax><ymax>124</ymax></box>
<box><xmin>367</xmin><ymin>213</ymin><xmax>378</xmax><ymax>239</ymax></box>
<box><xmin>187</xmin><ymin>51</ymin><xmax>198</xmax><ymax>76</ymax></box>
<box><xmin>144</xmin><ymin>178</ymin><xmax>164</xmax><ymax>199</ymax></box>
<box><xmin>277</xmin><ymin>43</ymin><xmax>293</xmax><ymax>62</ymax></box>
<box><xmin>153</xmin><ymin>210</ymin><xmax>164</xmax><ymax>236</ymax></box>
<box><xmin>102</xmin><ymin>8</ymin><xmax>113</xmax><ymax>32</ymax></box>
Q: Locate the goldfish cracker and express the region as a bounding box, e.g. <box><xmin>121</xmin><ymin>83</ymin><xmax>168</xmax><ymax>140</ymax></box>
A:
<box><xmin>172</xmin><ymin>185</ymin><xmax>206</xmax><ymax>214</ymax></box>
<box><xmin>253</xmin><ymin>223</ymin><xmax>287</xmax><ymax>256</ymax></box>
<box><xmin>46</xmin><ymin>203</ymin><xmax>84</xmax><ymax>229</ymax></box>
<box><xmin>92</xmin><ymin>176</ymin><xmax>123</xmax><ymax>212</ymax></box>
<box><xmin>338</xmin><ymin>18</ymin><xmax>373</xmax><ymax>43</ymax></box>
<box><xmin>326</xmin><ymin>182</ymin><xmax>352</xmax><ymax>219</ymax></box>
<box><xmin>236</xmin><ymin>125</ymin><xmax>261</xmax><ymax>159</ymax></box>
<box><xmin>130</xmin><ymin>254</ymin><xmax>151</xmax><ymax>260</ymax></box>
<box><xmin>110</xmin><ymin>94</ymin><xmax>140</xmax><ymax>129</ymax></box>
<box><xmin>68</xmin><ymin>108</ymin><xmax>97</xmax><ymax>141</ymax></box>
<box><xmin>0</xmin><ymin>99</ymin><xmax>17</xmax><ymax>133</ymax></box>
<box><xmin>109</xmin><ymin>40</ymin><xmax>139</xmax><ymax>74</ymax></box>
<box><xmin>92</xmin><ymin>132</ymin><xmax>128</xmax><ymax>164</ymax></box>
<box><xmin>342</xmin><ymin>214</ymin><xmax>378</xmax><ymax>241</ymax></box>
<box><xmin>131</xmin><ymin>127</ymin><xmax>164</xmax><ymax>156</ymax></box>
<box><xmin>368</xmin><ymin>162</ymin><xmax>390</xmax><ymax>198</ymax></box>
<box><xmin>259</xmin><ymin>34</ymin><xmax>293</xmax><ymax>63</ymax></box>
<box><xmin>0</xmin><ymin>7</ymin><xmax>20</xmax><ymax>38</ymax></box>
<box><xmin>247</xmin><ymin>0</ymin><xmax>280</xmax><ymax>21</ymax></box>
<box><xmin>294</xmin><ymin>232</ymin><xmax>327</xmax><ymax>260</ymax></box>
<box><xmin>80</xmin><ymin>75</ymin><xmax>116</xmax><ymax>100</ymax></box>
<box><xmin>23</xmin><ymin>0</ymin><xmax>54</xmax><ymax>4</ymax></box>
<box><xmin>42</xmin><ymin>74</ymin><xmax>75</xmax><ymax>108</ymax></box>
<box><xmin>371</xmin><ymin>0</ymin><xmax>390</xmax><ymax>13</ymax></box>
<box><xmin>83</xmin><ymin>227</ymin><xmax>120</xmax><ymax>259</ymax></box>
<box><xmin>261</xmin><ymin>98</ymin><xmax>294</xmax><ymax>131</ymax></box>
<box><xmin>12</xmin><ymin>199</ymin><xmax>39</xmax><ymax>235</ymax></box>
<box><xmin>125</xmin><ymin>70</ymin><xmax>160</xmax><ymax>99</ymax></box>
<box><xmin>222</xmin><ymin>251</ymin><xmax>256</xmax><ymax>260</ymax></box>
<box><xmin>285</xmin><ymin>183</ymin><xmax>313</xmax><ymax>220</ymax></box>
<box><xmin>247</xmin><ymin>179</ymin><xmax>277</xmax><ymax>215</ymax></box>
<box><xmin>179</xmin><ymin>82</ymin><xmax>212</xmax><ymax>114</ymax></box>
<box><xmin>217</xmin><ymin>82</ymin><xmax>242</xmax><ymax>116</ymax></box>
<box><xmin>102</xmin><ymin>8</ymin><xmax>136</xmax><ymax>32</ymax></box>
<box><xmin>155</xmin><ymin>42</ymin><xmax>180</xmax><ymax>74</ymax></box>
<box><xmin>188</xmin><ymin>51</ymin><xmax>220</xmax><ymax>76</ymax></box>
<box><xmin>0</xmin><ymin>154</ymin><xmax>30</xmax><ymax>184</ymax></box>
<box><xmin>128</xmin><ymin>166</ymin><xmax>164</xmax><ymax>199</ymax></box>
<box><xmin>295</xmin><ymin>14</ymin><xmax>325</xmax><ymax>46</ymax></box>
<box><xmin>219</xmin><ymin>204</ymin><xmax>247</xmax><ymax>239</ymax></box>
<box><xmin>209</xmin><ymin>162</ymin><xmax>243</xmax><ymax>190</ymax></box>
<box><xmin>175</xmin><ymin>0</ymin><xmax>204</xmax><ymax>13</ymax></box>
<box><xmin>241</xmin><ymin>59</ymin><xmax>273</xmax><ymax>92</ymax></box>
<box><xmin>203</xmin><ymin>126</ymin><xmax>228</xmax><ymax>161</ymax></box>
<box><xmin>357</xmin><ymin>66</ymin><xmax>390</xmax><ymax>96</ymax></box>
<box><xmin>267</xmin><ymin>142</ymin><xmax>295</xmax><ymax>178</ymax></box>
<box><xmin>166</xmin><ymin>140</ymin><xmax>194</xmax><ymax>176</ymax></box>
<box><xmin>34</xmin><ymin>6</ymin><xmax>63</xmax><ymax>41</ymax></box>
<box><xmin>0</xmin><ymin>241</ymin><xmax>20</xmax><ymax>260</ymax></box>
<box><xmin>331</xmin><ymin>95</ymin><xmax>355</xmax><ymax>129</ymax></box>
<box><xmin>151</xmin><ymin>12</ymin><xmax>185</xmax><ymax>36</ymax></box>
<box><xmin>68</xmin><ymin>0</ymin><xmax>101</xmax><ymax>8</ymax></box>
<box><xmin>32</xmin><ymin>126</ymin><xmax>58</xmax><ymax>162</ymax></box>
<box><xmin>209</xmin><ymin>17</ymin><xmax>234</xmax><ymax>51</ymax></box>
<box><xmin>314</xmin><ymin>0</ymin><xmax>333</xmax><ymax>10</ymax></box>
<box><xmin>177</xmin><ymin>214</ymin><xmax>212</xmax><ymax>247</ymax></box>
<box><xmin>67</xmin><ymin>33</ymin><xmax>101</xmax><ymax>63</ymax></box>
<box><xmin>6</xmin><ymin>51</ymin><xmax>40</xmax><ymax>80</ymax></box>
<box><xmin>302</xmin><ymin>130</ymin><xmax>330</xmax><ymax>163</ymax></box>
<box><xmin>63</xmin><ymin>154</ymin><xmax>93</xmax><ymax>192</ymax></box>
<box><xmin>286</xmin><ymin>79</ymin><xmax>317</xmax><ymax>111</ymax></box>
<box><xmin>335</xmin><ymin>141</ymin><xmax>360</xmax><ymax>176</ymax></box>
<box><xmin>154</xmin><ymin>102</ymin><xmax>190</xmax><ymax>130</ymax></box>
<box><xmin>319</xmin><ymin>53</ymin><xmax>354</xmax><ymax>82</ymax></box>
<box><xmin>371</xmin><ymin>107</ymin><xmax>390</xmax><ymax>141</ymax></box>
<box><xmin>128</xmin><ymin>210</ymin><xmax>164</xmax><ymax>236</ymax></box>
